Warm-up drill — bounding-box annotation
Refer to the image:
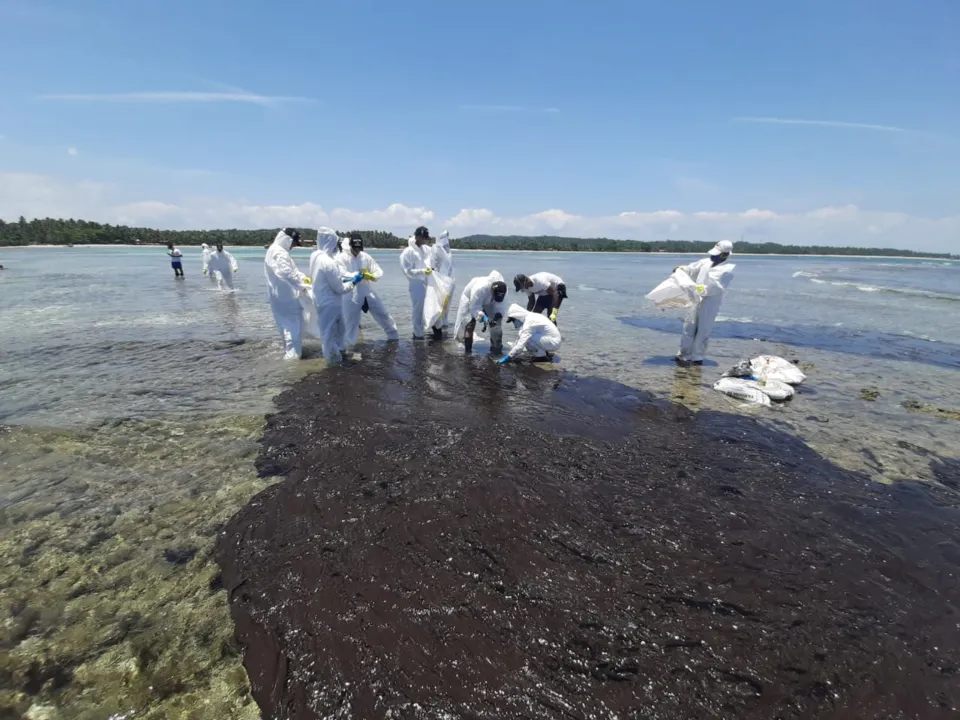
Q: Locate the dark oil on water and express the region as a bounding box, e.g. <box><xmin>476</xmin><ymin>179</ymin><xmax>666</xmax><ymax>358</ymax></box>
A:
<box><xmin>217</xmin><ymin>342</ymin><xmax>960</xmax><ymax>719</ymax></box>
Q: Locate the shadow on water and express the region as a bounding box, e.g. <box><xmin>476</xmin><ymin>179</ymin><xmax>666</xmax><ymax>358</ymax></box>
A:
<box><xmin>641</xmin><ymin>354</ymin><xmax>720</xmax><ymax>368</ymax></box>
<box><xmin>619</xmin><ymin>315</ymin><xmax>960</xmax><ymax>369</ymax></box>
<box><xmin>219</xmin><ymin>344</ymin><xmax>960</xmax><ymax>720</ymax></box>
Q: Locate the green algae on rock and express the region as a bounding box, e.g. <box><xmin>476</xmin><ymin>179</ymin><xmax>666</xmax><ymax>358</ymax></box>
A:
<box><xmin>0</xmin><ymin>416</ymin><xmax>268</xmax><ymax>719</ymax></box>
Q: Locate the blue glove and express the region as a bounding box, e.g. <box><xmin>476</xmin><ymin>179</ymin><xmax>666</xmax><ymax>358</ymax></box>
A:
<box><xmin>497</xmin><ymin>355</ymin><xmax>511</xmax><ymax>365</ymax></box>
<box><xmin>477</xmin><ymin>312</ymin><xmax>488</xmax><ymax>324</ymax></box>
<box><xmin>345</xmin><ymin>272</ymin><xmax>363</xmax><ymax>285</ymax></box>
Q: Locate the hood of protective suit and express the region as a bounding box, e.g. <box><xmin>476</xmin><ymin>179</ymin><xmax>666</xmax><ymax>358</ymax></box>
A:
<box><xmin>273</xmin><ymin>230</ymin><xmax>294</xmax><ymax>251</ymax></box>
<box><xmin>317</xmin><ymin>227</ymin><xmax>339</xmax><ymax>257</ymax></box>
<box><xmin>201</xmin><ymin>243</ymin><xmax>209</xmax><ymax>250</ymax></box>
<box><xmin>709</xmin><ymin>240</ymin><xmax>734</xmax><ymax>257</ymax></box>
<box><xmin>407</xmin><ymin>236</ymin><xmax>418</xmax><ymax>250</ymax></box>
<box><xmin>487</xmin><ymin>270</ymin><xmax>505</xmax><ymax>284</ymax></box>
<box><xmin>437</xmin><ymin>231</ymin><xmax>451</xmax><ymax>251</ymax></box>
<box><xmin>506</xmin><ymin>303</ymin><xmax>530</xmax><ymax>323</ymax></box>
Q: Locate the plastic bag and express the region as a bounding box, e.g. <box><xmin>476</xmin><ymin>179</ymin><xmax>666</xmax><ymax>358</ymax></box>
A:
<box><xmin>424</xmin><ymin>272</ymin><xmax>454</xmax><ymax>330</ymax></box>
<box><xmin>646</xmin><ymin>269</ymin><xmax>701</xmax><ymax>309</ymax></box>
<box><xmin>751</xmin><ymin>355</ymin><xmax>806</xmax><ymax>385</ymax></box>
<box><xmin>713</xmin><ymin>378</ymin><xmax>772</xmax><ymax>406</ymax></box>
<box><xmin>723</xmin><ymin>355</ymin><xmax>806</xmax><ymax>386</ymax></box>
<box><xmin>299</xmin><ymin>290</ymin><xmax>323</xmax><ymax>340</ymax></box>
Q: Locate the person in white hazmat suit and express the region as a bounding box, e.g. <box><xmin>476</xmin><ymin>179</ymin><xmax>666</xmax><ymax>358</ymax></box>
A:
<box><xmin>200</xmin><ymin>243</ymin><xmax>214</xmax><ymax>279</ymax></box>
<box><xmin>399</xmin><ymin>225</ymin><xmax>441</xmax><ymax>340</ymax></box>
<box><xmin>264</xmin><ymin>228</ymin><xmax>312</xmax><ymax>360</ymax></box>
<box><xmin>431</xmin><ymin>231</ymin><xmax>455</xmax><ymax>329</ymax></box>
<box><xmin>206</xmin><ymin>242</ymin><xmax>239</xmax><ymax>290</ymax></box>
<box><xmin>513</xmin><ymin>271</ymin><xmax>567</xmax><ymax>324</ymax></box>
<box><xmin>497</xmin><ymin>303</ymin><xmax>562</xmax><ymax>364</ymax></box>
<box><xmin>675</xmin><ymin>240</ymin><xmax>734</xmax><ymax>365</ymax></box>
<box><xmin>309</xmin><ymin>228</ymin><xmax>364</xmax><ymax>364</ymax></box>
<box><xmin>337</xmin><ymin>232</ymin><xmax>400</xmax><ymax>347</ymax></box>
<box><xmin>453</xmin><ymin>271</ymin><xmax>509</xmax><ymax>354</ymax></box>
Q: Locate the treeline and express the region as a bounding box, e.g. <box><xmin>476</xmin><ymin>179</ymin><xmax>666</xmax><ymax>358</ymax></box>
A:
<box><xmin>453</xmin><ymin>234</ymin><xmax>955</xmax><ymax>258</ymax></box>
<box><xmin>0</xmin><ymin>217</ymin><xmax>954</xmax><ymax>258</ymax></box>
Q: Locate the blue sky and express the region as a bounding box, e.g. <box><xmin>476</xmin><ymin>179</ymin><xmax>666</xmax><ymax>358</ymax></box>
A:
<box><xmin>1</xmin><ymin>0</ymin><xmax>958</xmax><ymax>251</ymax></box>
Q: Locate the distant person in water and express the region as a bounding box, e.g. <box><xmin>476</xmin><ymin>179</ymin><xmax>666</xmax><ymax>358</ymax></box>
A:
<box><xmin>167</xmin><ymin>243</ymin><xmax>184</xmax><ymax>278</ymax></box>
<box><xmin>513</xmin><ymin>272</ymin><xmax>566</xmax><ymax>324</ymax></box>
<box><xmin>207</xmin><ymin>242</ymin><xmax>239</xmax><ymax>290</ymax></box>
<box><xmin>200</xmin><ymin>243</ymin><xmax>214</xmax><ymax>279</ymax></box>
<box><xmin>674</xmin><ymin>240</ymin><xmax>735</xmax><ymax>366</ymax></box>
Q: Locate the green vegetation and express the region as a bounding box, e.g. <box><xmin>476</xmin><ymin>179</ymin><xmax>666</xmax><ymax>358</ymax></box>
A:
<box><xmin>0</xmin><ymin>216</ymin><xmax>954</xmax><ymax>258</ymax></box>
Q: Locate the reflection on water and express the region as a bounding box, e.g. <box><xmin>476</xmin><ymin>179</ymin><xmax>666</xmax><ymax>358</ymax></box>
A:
<box><xmin>670</xmin><ymin>364</ymin><xmax>703</xmax><ymax>410</ymax></box>
<box><xmin>620</xmin><ymin>315</ymin><xmax>960</xmax><ymax>369</ymax></box>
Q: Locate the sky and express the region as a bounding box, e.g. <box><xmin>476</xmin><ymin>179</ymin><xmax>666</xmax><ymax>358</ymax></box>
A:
<box><xmin>0</xmin><ymin>0</ymin><xmax>958</xmax><ymax>251</ymax></box>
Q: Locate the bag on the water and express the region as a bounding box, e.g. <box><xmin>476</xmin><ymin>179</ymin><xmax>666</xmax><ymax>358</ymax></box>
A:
<box><xmin>724</xmin><ymin>355</ymin><xmax>806</xmax><ymax>385</ymax></box>
<box><xmin>712</xmin><ymin>377</ymin><xmax>773</xmax><ymax>406</ymax></box>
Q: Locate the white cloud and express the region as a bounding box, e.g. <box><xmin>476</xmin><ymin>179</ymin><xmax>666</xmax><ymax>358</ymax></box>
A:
<box><xmin>458</xmin><ymin>104</ymin><xmax>560</xmax><ymax>114</ymax></box>
<box><xmin>38</xmin><ymin>91</ymin><xmax>312</xmax><ymax>106</ymax></box>
<box><xmin>0</xmin><ymin>171</ymin><xmax>956</xmax><ymax>253</ymax></box>
<box><xmin>733</xmin><ymin>116</ymin><xmax>914</xmax><ymax>134</ymax></box>
<box><xmin>67</xmin><ymin>147</ymin><xmax>78</xmax><ymax>156</ymax></box>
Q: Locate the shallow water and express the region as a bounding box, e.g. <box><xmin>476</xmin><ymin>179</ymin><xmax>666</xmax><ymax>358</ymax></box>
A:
<box><xmin>0</xmin><ymin>246</ymin><xmax>958</xmax><ymax>716</ymax></box>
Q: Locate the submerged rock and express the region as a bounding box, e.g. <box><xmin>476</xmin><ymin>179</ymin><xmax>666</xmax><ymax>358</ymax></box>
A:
<box><xmin>218</xmin><ymin>343</ymin><xmax>960</xmax><ymax>719</ymax></box>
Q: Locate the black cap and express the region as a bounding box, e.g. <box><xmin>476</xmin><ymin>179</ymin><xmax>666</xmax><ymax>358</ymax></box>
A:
<box><xmin>282</xmin><ymin>227</ymin><xmax>301</xmax><ymax>245</ymax></box>
<box><xmin>349</xmin><ymin>234</ymin><xmax>363</xmax><ymax>249</ymax></box>
<box><xmin>492</xmin><ymin>280</ymin><xmax>507</xmax><ymax>301</ymax></box>
<box><xmin>513</xmin><ymin>274</ymin><xmax>529</xmax><ymax>292</ymax></box>
<box><xmin>414</xmin><ymin>226</ymin><xmax>430</xmax><ymax>239</ymax></box>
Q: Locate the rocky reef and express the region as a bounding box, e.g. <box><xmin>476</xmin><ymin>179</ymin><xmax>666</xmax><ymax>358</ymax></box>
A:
<box><xmin>218</xmin><ymin>344</ymin><xmax>960</xmax><ymax>719</ymax></box>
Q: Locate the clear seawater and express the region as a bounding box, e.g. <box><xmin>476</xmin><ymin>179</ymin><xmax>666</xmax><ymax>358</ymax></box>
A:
<box><xmin>1</xmin><ymin>245</ymin><xmax>958</xmax><ymax>717</ymax></box>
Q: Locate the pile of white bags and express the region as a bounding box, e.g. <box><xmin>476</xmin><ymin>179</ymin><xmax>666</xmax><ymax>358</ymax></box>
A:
<box><xmin>713</xmin><ymin>355</ymin><xmax>806</xmax><ymax>406</ymax></box>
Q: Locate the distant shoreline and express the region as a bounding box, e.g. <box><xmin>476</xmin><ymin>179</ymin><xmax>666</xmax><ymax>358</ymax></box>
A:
<box><xmin>4</xmin><ymin>244</ymin><xmax>955</xmax><ymax>262</ymax></box>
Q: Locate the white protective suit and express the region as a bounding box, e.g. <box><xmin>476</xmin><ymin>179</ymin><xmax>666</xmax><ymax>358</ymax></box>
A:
<box><xmin>207</xmin><ymin>248</ymin><xmax>239</xmax><ymax>289</ymax></box>
<box><xmin>200</xmin><ymin>243</ymin><xmax>214</xmax><ymax>278</ymax></box>
<box><xmin>264</xmin><ymin>230</ymin><xmax>311</xmax><ymax>360</ymax></box>
<box><xmin>454</xmin><ymin>271</ymin><xmax>507</xmax><ymax>347</ymax></box>
<box><xmin>527</xmin><ymin>271</ymin><xmax>563</xmax><ymax>298</ymax></box>
<box><xmin>337</xmin><ymin>244</ymin><xmax>399</xmax><ymax>347</ymax></box>
<box><xmin>506</xmin><ymin>303</ymin><xmax>562</xmax><ymax>359</ymax></box>
<box><xmin>308</xmin><ymin>228</ymin><xmax>357</xmax><ymax>364</ymax></box>
<box><xmin>399</xmin><ymin>236</ymin><xmax>435</xmax><ymax>338</ymax></box>
<box><xmin>432</xmin><ymin>231</ymin><xmax>455</xmax><ymax>328</ymax></box>
<box><xmin>677</xmin><ymin>241</ymin><xmax>735</xmax><ymax>363</ymax></box>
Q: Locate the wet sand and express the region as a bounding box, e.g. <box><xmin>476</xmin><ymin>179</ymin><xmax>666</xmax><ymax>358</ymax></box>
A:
<box><xmin>217</xmin><ymin>343</ymin><xmax>960</xmax><ymax>719</ymax></box>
